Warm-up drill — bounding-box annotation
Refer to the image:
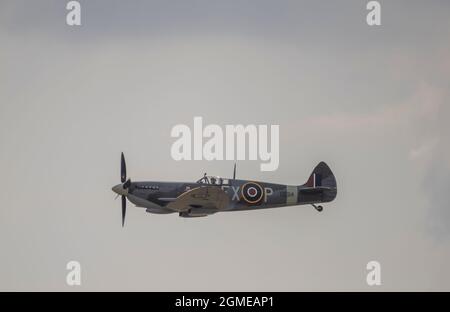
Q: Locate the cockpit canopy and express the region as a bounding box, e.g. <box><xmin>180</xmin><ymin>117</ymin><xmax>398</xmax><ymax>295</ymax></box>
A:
<box><xmin>196</xmin><ymin>175</ymin><xmax>229</xmax><ymax>185</ymax></box>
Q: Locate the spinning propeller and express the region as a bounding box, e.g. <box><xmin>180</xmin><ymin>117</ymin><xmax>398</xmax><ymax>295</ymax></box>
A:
<box><xmin>112</xmin><ymin>152</ymin><xmax>131</xmax><ymax>227</ymax></box>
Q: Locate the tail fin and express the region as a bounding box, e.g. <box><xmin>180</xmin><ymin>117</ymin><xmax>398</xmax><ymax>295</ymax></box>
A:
<box><xmin>303</xmin><ymin>162</ymin><xmax>337</xmax><ymax>189</ymax></box>
<box><xmin>299</xmin><ymin>162</ymin><xmax>337</xmax><ymax>204</ymax></box>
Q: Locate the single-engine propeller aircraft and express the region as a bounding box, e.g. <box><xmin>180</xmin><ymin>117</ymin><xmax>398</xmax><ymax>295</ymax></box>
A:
<box><xmin>112</xmin><ymin>153</ymin><xmax>337</xmax><ymax>226</ymax></box>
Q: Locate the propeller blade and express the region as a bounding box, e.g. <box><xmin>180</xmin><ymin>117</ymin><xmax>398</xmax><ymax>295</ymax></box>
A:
<box><xmin>121</xmin><ymin>152</ymin><xmax>127</xmax><ymax>183</ymax></box>
<box><xmin>121</xmin><ymin>195</ymin><xmax>126</xmax><ymax>227</ymax></box>
<box><xmin>233</xmin><ymin>163</ymin><xmax>236</xmax><ymax>180</ymax></box>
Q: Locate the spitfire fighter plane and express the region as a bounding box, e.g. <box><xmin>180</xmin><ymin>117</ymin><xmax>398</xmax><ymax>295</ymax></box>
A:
<box><xmin>112</xmin><ymin>153</ymin><xmax>337</xmax><ymax>226</ymax></box>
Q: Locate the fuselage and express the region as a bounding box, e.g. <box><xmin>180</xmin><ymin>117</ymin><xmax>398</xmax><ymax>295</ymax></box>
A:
<box><xmin>114</xmin><ymin>178</ymin><xmax>337</xmax><ymax>217</ymax></box>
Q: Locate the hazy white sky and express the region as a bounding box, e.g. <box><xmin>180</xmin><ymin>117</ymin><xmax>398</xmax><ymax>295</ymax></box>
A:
<box><xmin>1</xmin><ymin>0</ymin><xmax>450</xmax><ymax>291</ymax></box>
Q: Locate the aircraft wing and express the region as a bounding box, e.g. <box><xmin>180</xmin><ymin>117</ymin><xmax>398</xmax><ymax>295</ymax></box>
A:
<box><xmin>166</xmin><ymin>186</ymin><xmax>229</xmax><ymax>212</ymax></box>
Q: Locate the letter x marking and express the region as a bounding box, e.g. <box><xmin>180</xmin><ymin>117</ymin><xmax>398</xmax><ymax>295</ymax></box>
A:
<box><xmin>231</xmin><ymin>186</ymin><xmax>240</xmax><ymax>201</ymax></box>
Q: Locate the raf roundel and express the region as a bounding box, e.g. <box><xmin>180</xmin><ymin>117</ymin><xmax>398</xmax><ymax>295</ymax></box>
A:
<box><xmin>241</xmin><ymin>182</ymin><xmax>264</xmax><ymax>204</ymax></box>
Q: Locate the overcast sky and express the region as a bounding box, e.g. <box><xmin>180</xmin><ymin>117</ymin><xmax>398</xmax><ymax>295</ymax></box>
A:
<box><xmin>1</xmin><ymin>0</ymin><xmax>450</xmax><ymax>291</ymax></box>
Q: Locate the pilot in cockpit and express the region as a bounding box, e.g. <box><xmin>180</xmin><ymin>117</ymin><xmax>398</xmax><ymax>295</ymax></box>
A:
<box><xmin>197</xmin><ymin>174</ymin><xmax>223</xmax><ymax>185</ymax></box>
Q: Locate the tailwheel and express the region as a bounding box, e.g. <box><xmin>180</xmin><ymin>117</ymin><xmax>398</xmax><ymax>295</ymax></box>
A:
<box><xmin>312</xmin><ymin>204</ymin><xmax>323</xmax><ymax>212</ymax></box>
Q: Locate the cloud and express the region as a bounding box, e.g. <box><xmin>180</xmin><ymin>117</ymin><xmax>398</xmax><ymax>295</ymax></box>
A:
<box><xmin>298</xmin><ymin>81</ymin><xmax>442</xmax><ymax>136</ymax></box>
<box><xmin>409</xmin><ymin>137</ymin><xmax>439</xmax><ymax>162</ymax></box>
<box><xmin>421</xmin><ymin>92</ymin><xmax>450</xmax><ymax>238</ymax></box>
<box><xmin>294</xmin><ymin>77</ymin><xmax>450</xmax><ymax>238</ymax></box>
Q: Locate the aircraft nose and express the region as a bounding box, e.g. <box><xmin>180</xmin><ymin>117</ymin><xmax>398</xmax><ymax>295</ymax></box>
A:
<box><xmin>112</xmin><ymin>183</ymin><xmax>127</xmax><ymax>196</ymax></box>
